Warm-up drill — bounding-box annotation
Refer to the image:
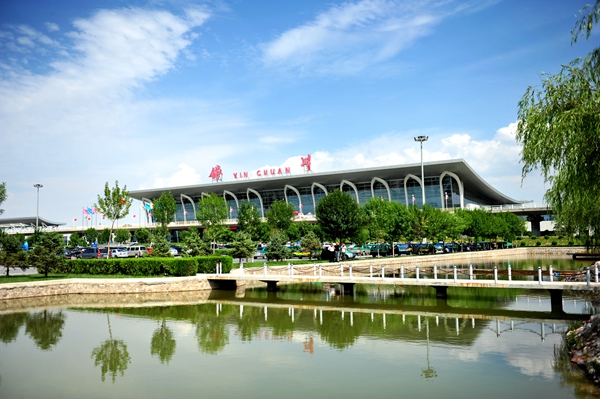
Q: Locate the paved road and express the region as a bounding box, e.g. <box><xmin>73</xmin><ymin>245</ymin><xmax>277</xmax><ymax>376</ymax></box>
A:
<box><xmin>0</xmin><ymin>266</ymin><xmax>38</xmax><ymax>276</ymax></box>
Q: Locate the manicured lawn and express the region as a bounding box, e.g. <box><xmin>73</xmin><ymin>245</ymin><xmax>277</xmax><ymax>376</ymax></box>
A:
<box><xmin>0</xmin><ymin>273</ymin><xmax>166</xmax><ymax>284</ymax></box>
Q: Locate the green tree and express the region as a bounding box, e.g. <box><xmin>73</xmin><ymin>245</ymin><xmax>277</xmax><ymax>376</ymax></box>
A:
<box><xmin>114</xmin><ymin>228</ymin><xmax>131</xmax><ymax>244</ymax></box>
<box><xmin>99</xmin><ymin>228</ymin><xmax>111</xmax><ymax>245</ymax></box>
<box><xmin>516</xmin><ymin>1</ymin><xmax>600</xmax><ymax>250</ymax></box>
<box><xmin>152</xmin><ymin>191</ymin><xmax>177</xmax><ymax>239</ymax></box>
<box><xmin>315</xmin><ymin>190</ymin><xmax>364</xmax><ymax>244</ymax></box>
<box><xmin>68</xmin><ymin>232</ymin><xmax>83</xmax><ymax>248</ymax></box>
<box><xmin>29</xmin><ymin>231</ymin><xmax>66</xmax><ymax>277</ymax></box>
<box><xmin>230</xmin><ymin>231</ymin><xmax>255</xmax><ymax>264</ymax></box>
<box><xmin>266</xmin><ymin>232</ymin><xmax>290</xmax><ymax>261</ymax></box>
<box><xmin>150</xmin><ymin>320</ymin><xmax>176</xmax><ymax>365</ymax></box>
<box><xmin>149</xmin><ymin>232</ymin><xmax>171</xmax><ymax>258</ymax></box>
<box><xmin>197</xmin><ymin>193</ymin><xmax>228</xmax><ymax>254</ymax></box>
<box><xmin>94</xmin><ymin>181</ymin><xmax>133</xmax><ymax>251</ymax></box>
<box><xmin>300</xmin><ymin>231</ymin><xmax>321</xmax><ymax>260</ymax></box>
<box><xmin>265</xmin><ymin>199</ymin><xmax>295</xmax><ymax>233</ymax></box>
<box><xmin>181</xmin><ymin>227</ymin><xmax>210</xmax><ymax>257</ymax></box>
<box><xmin>84</xmin><ymin>227</ymin><xmax>98</xmax><ymax>246</ymax></box>
<box><xmin>0</xmin><ymin>181</ymin><xmax>6</xmax><ymax>215</ymax></box>
<box><xmin>237</xmin><ymin>200</ymin><xmax>261</xmax><ymax>236</ymax></box>
<box><xmin>496</xmin><ymin>212</ymin><xmax>526</xmax><ymax>241</ymax></box>
<box><xmin>365</xmin><ymin>197</ymin><xmax>393</xmax><ymax>243</ymax></box>
<box><xmin>134</xmin><ymin>227</ymin><xmax>150</xmax><ymax>244</ymax></box>
<box><xmin>253</xmin><ymin>221</ymin><xmax>271</xmax><ymax>243</ymax></box>
<box><xmin>0</xmin><ymin>231</ymin><xmax>28</xmax><ymax>277</ymax></box>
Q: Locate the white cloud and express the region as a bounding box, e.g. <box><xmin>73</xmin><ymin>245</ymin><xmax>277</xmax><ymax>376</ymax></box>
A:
<box><xmin>261</xmin><ymin>0</ymin><xmax>483</xmax><ymax>75</ymax></box>
<box><xmin>151</xmin><ymin>163</ymin><xmax>202</xmax><ymax>188</ymax></box>
<box><xmin>45</xmin><ymin>22</ymin><xmax>60</xmax><ymax>32</ymax></box>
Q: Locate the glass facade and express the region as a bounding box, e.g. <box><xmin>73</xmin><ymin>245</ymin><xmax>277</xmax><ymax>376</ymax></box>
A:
<box><xmin>169</xmin><ymin>171</ymin><xmax>473</xmax><ymax>221</ymax></box>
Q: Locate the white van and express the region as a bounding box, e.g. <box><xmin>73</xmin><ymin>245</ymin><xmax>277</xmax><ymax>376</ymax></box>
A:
<box><xmin>126</xmin><ymin>246</ymin><xmax>148</xmax><ymax>258</ymax></box>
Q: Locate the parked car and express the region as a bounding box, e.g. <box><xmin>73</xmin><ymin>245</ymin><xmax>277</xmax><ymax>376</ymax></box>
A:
<box><xmin>78</xmin><ymin>247</ymin><xmax>101</xmax><ymax>259</ymax></box>
<box><xmin>370</xmin><ymin>243</ymin><xmax>393</xmax><ymax>257</ymax></box>
<box><xmin>288</xmin><ymin>246</ymin><xmax>311</xmax><ymax>258</ymax></box>
<box><xmin>169</xmin><ymin>247</ymin><xmax>179</xmax><ymax>256</ymax></box>
<box><xmin>126</xmin><ymin>245</ymin><xmax>148</xmax><ymax>258</ymax></box>
<box><xmin>395</xmin><ymin>243</ymin><xmax>413</xmax><ymax>255</ymax></box>
<box><xmin>254</xmin><ymin>245</ymin><xmax>267</xmax><ymax>259</ymax></box>
<box><xmin>109</xmin><ymin>248</ymin><xmax>128</xmax><ymax>258</ymax></box>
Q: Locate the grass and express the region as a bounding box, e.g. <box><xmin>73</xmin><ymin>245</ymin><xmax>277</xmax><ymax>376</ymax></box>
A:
<box><xmin>0</xmin><ymin>273</ymin><xmax>167</xmax><ymax>284</ymax></box>
<box><xmin>516</xmin><ymin>235</ymin><xmax>586</xmax><ymax>247</ymax></box>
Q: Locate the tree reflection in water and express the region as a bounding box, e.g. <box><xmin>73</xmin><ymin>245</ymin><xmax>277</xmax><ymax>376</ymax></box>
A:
<box><xmin>151</xmin><ymin>319</ymin><xmax>176</xmax><ymax>364</ymax></box>
<box><xmin>91</xmin><ymin>314</ymin><xmax>131</xmax><ymax>383</ymax></box>
<box><xmin>195</xmin><ymin>314</ymin><xmax>229</xmax><ymax>354</ymax></box>
<box><xmin>25</xmin><ymin>310</ymin><xmax>66</xmax><ymax>351</ymax></box>
<box><xmin>0</xmin><ymin>313</ymin><xmax>27</xmax><ymax>344</ymax></box>
<box><xmin>421</xmin><ymin>317</ymin><xmax>437</xmax><ymax>380</ymax></box>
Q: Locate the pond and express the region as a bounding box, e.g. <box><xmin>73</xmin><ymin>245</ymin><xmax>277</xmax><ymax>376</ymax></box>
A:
<box><xmin>1</xmin><ymin>256</ymin><xmax>600</xmax><ymax>399</ymax></box>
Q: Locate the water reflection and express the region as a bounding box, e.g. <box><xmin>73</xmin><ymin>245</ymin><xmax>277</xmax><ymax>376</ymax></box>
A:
<box><xmin>91</xmin><ymin>314</ymin><xmax>131</xmax><ymax>383</ymax></box>
<box><xmin>1</xmin><ymin>286</ymin><xmax>599</xmax><ymax>399</ymax></box>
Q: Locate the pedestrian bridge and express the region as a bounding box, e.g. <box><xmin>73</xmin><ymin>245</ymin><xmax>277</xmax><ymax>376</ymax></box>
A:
<box><xmin>206</xmin><ymin>262</ymin><xmax>600</xmax><ymax>314</ymax></box>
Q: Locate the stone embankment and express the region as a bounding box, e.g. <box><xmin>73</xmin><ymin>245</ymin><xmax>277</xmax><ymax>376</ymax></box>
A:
<box><xmin>0</xmin><ymin>276</ymin><xmax>213</xmax><ymax>301</ymax></box>
<box><xmin>566</xmin><ymin>260</ymin><xmax>600</xmax><ymax>386</ymax></box>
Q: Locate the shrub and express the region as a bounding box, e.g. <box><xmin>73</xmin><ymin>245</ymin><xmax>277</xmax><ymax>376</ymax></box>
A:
<box><xmin>196</xmin><ymin>256</ymin><xmax>233</xmax><ymax>273</ymax></box>
<box><xmin>544</xmin><ymin>235</ymin><xmax>549</xmax><ymax>240</ymax></box>
<box><xmin>520</xmin><ymin>241</ymin><xmax>527</xmax><ymax>247</ymax></box>
<box><xmin>568</xmin><ymin>240</ymin><xmax>575</xmax><ymax>246</ymax></box>
<box><xmin>516</xmin><ymin>236</ymin><xmax>522</xmax><ymax>240</ymax></box>
<box><xmin>530</xmin><ymin>235</ymin><xmax>537</xmax><ymax>240</ymax></box>
<box><xmin>558</xmin><ymin>235</ymin><xmax>564</xmax><ymax>240</ymax></box>
<box><xmin>536</xmin><ymin>240</ymin><xmax>542</xmax><ymax>246</ymax></box>
<box><xmin>552</xmin><ymin>240</ymin><xmax>558</xmax><ymax>246</ymax></box>
<box><xmin>164</xmin><ymin>258</ymin><xmax>198</xmax><ymax>276</ymax></box>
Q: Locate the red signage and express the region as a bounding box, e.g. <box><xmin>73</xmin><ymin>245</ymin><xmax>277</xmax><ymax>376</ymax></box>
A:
<box><xmin>210</xmin><ymin>154</ymin><xmax>311</xmax><ymax>182</ymax></box>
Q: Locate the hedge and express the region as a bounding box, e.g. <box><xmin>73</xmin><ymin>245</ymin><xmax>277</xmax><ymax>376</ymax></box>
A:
<box><xmin>67</xmin><ymin>256</ymin><xmax>233</xmax><ymax>277</ymax></box>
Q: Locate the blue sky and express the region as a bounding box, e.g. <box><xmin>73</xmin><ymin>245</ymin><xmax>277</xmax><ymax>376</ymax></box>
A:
<box><xmin>0</xmin><ymin>0</ymin><xmax>597</xmax><ymax>225</ymax></box>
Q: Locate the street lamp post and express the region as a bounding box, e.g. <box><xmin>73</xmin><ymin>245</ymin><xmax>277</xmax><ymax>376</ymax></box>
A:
<box><xmin>445</xmin><ymin>191</ymin><xmax>448</xmax><ymax>210</ymax></box>
<box><xmin>414</xmin><ymin>135</ymin><xmax>428</xmax><ymax>206</ymax></box>
<box><xmin>33</xmin><ymin>183</ymin><xmax>43</xmax><ymax>229</ymax></box>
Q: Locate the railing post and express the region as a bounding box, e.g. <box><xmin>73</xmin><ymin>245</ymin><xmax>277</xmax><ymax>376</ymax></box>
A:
<box><xmin>596</xmin><ymin>264</ymin><xmax>599</xmax><ymax>283</ymax></box>
<box><xmin>494</xmin><ymin>265</ymin><xmax>498</xmax><ymax>283</ymax></box>
<box><xmin>538</xmin><ymin>266</ymin><xmax>542</xmax><ymax>285</ymax></box>
<box><xmin>549</xmin><ymin>265</ymin><xmax>553</xmax><ymax>282</ymax></box>
<box><xmin>587</xmin><ymin>267</ymin><xmax>591</xmax><ymax>286</ymax></box>
<box><xmin>313</xmin><ymin>263</ymin><xmax>316</xmax><ymax>276</ymax></box>
<box><xmin>240</xmin><ymin>261</ymin><xmax>244</xmax><ymax>275</ymax></box>
<box><xmin>381</xmin><ymin>266</ymin><xmax>385</xmax><ymax>279</ymax></box>
<box><xmin>453</xmin><ymin>265</ymin><xmax>457</xmax><ymax>282</ymax></box>
<box><xmin>288</xmin><ymin>262</ymin><xmax>292</xmax><ymax>276</ymax></box>
<box><xmin>370</xmin><ymin>263</ymin><xmax>373</xmax><ymax>278</ymax></box>
<box><xmin>401</xmin><ymin>265</ymin><xmax>404</xmax><ymax>279</ymax></box>
<box><xmin>434</xmin><ymin>264</ymin><xmax>438</xmax><ymax>280</ymax></box>
<box><xmin>416</xmin><ymin>265</ymin><xmax>420</xmax><ymax>280</ymax></box>
<box><xmin>469</xmin><ymin>264</ymin><xmax>473</xmax><ymax>280</ymax></box>
<box><xmin>264</xmin><ymin>262</ymin><xmax>267</xmax><ymax>276</ymax></box>
<box><xmin>508</xmin><ymin>264</ymin><xmax>512</xmax><ymax>281</ymax></box>
<box><xmin>349</xmin><ymin>265</ymin><xmax>353</xmax><ymax>278</ymax></box>
<box><xmin>319</xmin><ymin>264</ymin><xmax>322</xmax><ymax>277</ymax></box>
<box><xmin>340</xmin><ymin>263</ymin><xmax>344</xmax><ymax>277</ymax></box>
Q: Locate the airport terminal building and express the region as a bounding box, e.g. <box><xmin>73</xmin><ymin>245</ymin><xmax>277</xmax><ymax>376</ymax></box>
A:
<box><xmin>129</xmin><ymin>159</ymin><xmax>524</xmax><ymax>223</ymax></box>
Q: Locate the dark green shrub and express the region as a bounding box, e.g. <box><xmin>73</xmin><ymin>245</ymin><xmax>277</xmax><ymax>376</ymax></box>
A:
<box><xmin>552</xmin><ymin>240</ymin><xmax>558</xmax><ymax>246</ymax></box>
<box><xmin>520</xmin><ymin>241</ymin><xmax>527</xmax><ymax>247</ymax></box>
<box><xmin>530</xmin><ymin>235</ymin><xmax>537</xmax><ymax>240</ymax></box>
<box><xmin>536</xmin><ymin>240</ymin><xmax>542</xmax><ymax>246</ymax></box>
<box><xmin>164</xmin><ymin>258</ymin><xmax>198</xmax><ymax>276</ymax></box>
<box><xmin>516</xmin><ymin>236</ymin><xmax>522</xmax><ymax>240</ymax></box>
<box><xmin>196</xmin><ymin>256</ymin><xmax>233</xmax><ymax>273</ymax></box>
<box><xmin>568</xmin><ymin>240</ymin><xmax>575</xmax><ymax>245</ymax></box>
<box><xmin>215</xmin><ymin>249</ymin><xmax>233</xmax><ymax>257</ymax></box>
<box><xmin>558</xmin><ymin>235</ymin><xmax>564</xmax><ymax>240</ymax></box>
<box><xmin>544</xmin><ymin>235</ymin><xmax>549</xmax><ymax>240</ymax></box>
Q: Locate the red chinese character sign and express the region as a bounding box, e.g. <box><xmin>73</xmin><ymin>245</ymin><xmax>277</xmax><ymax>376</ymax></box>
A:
<box><xmin>209</xmin><ymin>165</ymin><xmax>223</xmax><ymax>182</ymax></box>
<box><xmin>301</xmin><ymin>154</ymin><xmax>312</xmax><ymax>173</ymax></box>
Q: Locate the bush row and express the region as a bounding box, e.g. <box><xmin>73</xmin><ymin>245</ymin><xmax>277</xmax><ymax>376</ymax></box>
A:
<box><xmin>67</xmin><ymin>256</ymin><xmax>232</xmax><ymax>277</ymax></box>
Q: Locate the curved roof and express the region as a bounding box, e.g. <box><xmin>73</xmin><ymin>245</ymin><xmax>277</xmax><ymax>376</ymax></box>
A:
<box><xmin>129</xmin><ymin>159</ymin><xmax>524</xmax><ymax>205</ymax></box>
<box><xmin>0</xmin><ymin>216</ymin><xmax>66</xmax><ymax>228</ymax></box>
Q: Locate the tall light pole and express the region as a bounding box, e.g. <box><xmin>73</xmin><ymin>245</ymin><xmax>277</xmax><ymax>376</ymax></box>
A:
<box><xmin>414</xmin><ymin>135</ymin><xmax>428</xmax><ymax>206</ymax></box>
<box><xmin>34</xmin><ymin>183</ymin><xmax>43</xmax><ymax>229</ymax></box>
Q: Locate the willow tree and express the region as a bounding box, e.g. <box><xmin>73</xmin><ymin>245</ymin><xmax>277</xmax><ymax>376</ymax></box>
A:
<box><xmin>516</xmin><ymin>1</ymin><xmax>600</xmax><ymax>250</ymax></box>
<box><xmin>94</xmin><ymin>181</ymin><xmax>132</xmax><ymax>250</ymax></box>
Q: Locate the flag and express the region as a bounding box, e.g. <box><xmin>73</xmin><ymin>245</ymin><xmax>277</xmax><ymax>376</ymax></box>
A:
<box><xmin>87</xmin><ymin>207</ymin><xmax>94</xmax><ymax>215</ymax></box>
<box><xmin>230</xmin><ymin>207</ymin><xmax>234</xmax><ymax>213</ymax></box>
<box><xmin>83</xmin><ymin>207</ymin><xmax>89</xmax><ymax>215</ymax></box>
<box><xmin>145</xmin><ymin>202</ymin><xmax>153</xmax><ymax>211</ymax></box>
<box><xmin>92</xmin><ymin>206</ymin><xmax>97</xmax><ymax>214</ymax></box>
